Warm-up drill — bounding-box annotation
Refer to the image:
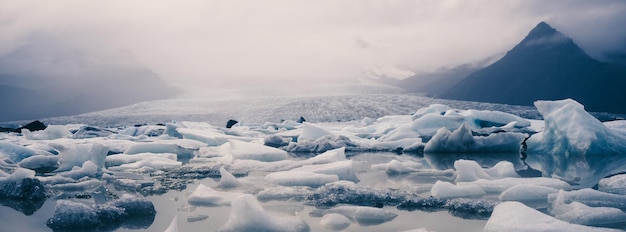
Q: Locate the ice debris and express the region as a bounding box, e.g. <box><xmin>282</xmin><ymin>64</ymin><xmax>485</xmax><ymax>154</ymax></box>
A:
<box><xmin>219</xmin><ymin>194</ymin><xmax>309</xmax><ymax>232</ymax></box>
<box><xmin>320</xmin><ymin>213</ymin><xmax>351</xmax><ymax>230</ymax></box>
<box><xmin>310</xmin><ymin>205</ymin><xmax>397</xmax><ymax>226</ymax></box>
<box><xmin>484</xmin><ymin>201</ymin><xmax>621</xmax><ymax>232</ymax></box>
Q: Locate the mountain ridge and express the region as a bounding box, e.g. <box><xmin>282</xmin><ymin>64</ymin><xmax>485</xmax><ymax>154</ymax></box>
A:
<box><xmin>438</xmin><ymin>21</ymin><xmax>626</xmax><ymax>114</ymax></box>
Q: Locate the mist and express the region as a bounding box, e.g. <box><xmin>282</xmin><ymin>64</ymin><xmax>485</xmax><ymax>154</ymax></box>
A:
<box><xmin>1</xmin><ymin>0</ymin><xmax>625</xmax><ymax>121</ymax></box>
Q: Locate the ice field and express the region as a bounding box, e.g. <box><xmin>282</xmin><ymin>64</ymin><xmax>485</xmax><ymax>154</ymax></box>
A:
<box><xmin>2</xmin><ymin>94</ymin><xmax>626</xmax><ymax>231</ymax></box>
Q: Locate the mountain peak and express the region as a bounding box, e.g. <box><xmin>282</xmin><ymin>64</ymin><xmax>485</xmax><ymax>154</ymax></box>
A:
<box><xmin>519</xmin><ymin>21</ymin><xmax>569</xmax><ymax>47</ymax></box>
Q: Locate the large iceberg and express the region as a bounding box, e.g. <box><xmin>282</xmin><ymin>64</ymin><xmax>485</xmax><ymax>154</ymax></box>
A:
<box><xmin>526</xmin><ymin>99</ymin><xmax>626</xmax><ymax>187</ymax></box>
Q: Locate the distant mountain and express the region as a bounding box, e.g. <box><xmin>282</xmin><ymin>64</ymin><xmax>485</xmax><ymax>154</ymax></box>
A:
<box><xmin>395</xmin><ymin>62</ymin><xmax>486</xmax><ymax>97</ymax></box>
<box><xmin>0</xmin><ymin>42</ymin><xmax>179</xmax><ymax>122</ymax></box>
<box><xmin>441</xmin><ymin>22</ymin><xmax>626</xmax><ymax>114</ymax></box>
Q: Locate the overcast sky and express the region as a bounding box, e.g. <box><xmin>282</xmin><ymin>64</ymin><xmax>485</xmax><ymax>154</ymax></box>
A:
<box><xmin>1</xmin><ymin>0</ymin><xmax>625</xmax><ymax>89</ymax></box>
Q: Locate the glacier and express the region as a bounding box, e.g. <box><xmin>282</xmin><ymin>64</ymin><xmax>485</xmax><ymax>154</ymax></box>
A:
<box><xmin>0</xmin><ymin>95</ymin><xmax>625</xmax><ymax>231</ymax></box>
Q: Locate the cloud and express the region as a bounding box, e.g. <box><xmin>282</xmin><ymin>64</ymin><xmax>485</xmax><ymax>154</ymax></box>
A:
<box><xmin>0</xmin><ymin>0</ymin><xmax>624</xmax><ymax>91</ymax></box>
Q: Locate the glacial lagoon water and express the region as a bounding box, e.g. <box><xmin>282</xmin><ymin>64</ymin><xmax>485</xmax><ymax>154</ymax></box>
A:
<box><xmin>1</xmin><ymin>152</ymin><xmax>495</xmax><ymax>232</ymax></box>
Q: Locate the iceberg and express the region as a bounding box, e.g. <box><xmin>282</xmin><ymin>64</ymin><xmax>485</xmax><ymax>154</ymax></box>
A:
<box><xmin>55</xmin><ymin>142</ymin><xmax>108</xmax><ymax>173</ymax></box>
<box><xmin>265</xmin><ymin>171</ymin><xmax>339</xmax><ymax>188</ymax></box>
<box><xmin>0</xmin><ymin>142</ymin><xmax>38</xmax><ymax>163</ymax></box>
<box><xmin>187</xmin><ymin>184</ymin><xmax>240</xmax><ymax>206</ymax></box>
<box><xmin>484</xmin><ymin>201</ymin><xmax>621</xmax><ymax>232</ymax></box>
<box><xmin>498</xmin><ymin>184</ymin><xmax>559</xmax><ymax>207</ymax></box>
<box><xmin>165</xmin><ymin>215</ymin><xmax>178</xmax><ymax>232</ymax></box>
<box><xmin>430</xmin><ymin>180</ymin><xmax>485</xmax><ymax>199</ymax></box>
<box><xmin>310</xmin><ymin>205</ymin><xmax>397</xmax><ymax>226</ymax></box>
<box><xmin>526</xmin><ymin>99</ymin><xmax>626</xmax><ymax>187</ymax></box>
<box><xmin>547</xmin><ymin>188</ymin><xmax>626</xmax><ymax>211</ymax></box>
<box><xmin>551</xmin><ymin>190</ymin><xmax>626</xmax><ymax>226</ymax></box>
<box><xmin>219</xmin><ymin>194</ymin><xmax>309</xmax><ymax>232</ymax></box>
<box><xmin>320</xmin><ymin>213</ymin><xmax>351</xmax><ymax>230</ymax></box>
<box><xmin>598</xmin><ymin>174</ymin><xmax>626</xmax><ymax>195</ymax></box>
<box><xmin>217</xmin><ymin>167</ymin><xmax>241</xmax><ymax>189</ymax></box>
<box><xmin>457</xmin><ymin>177</ymin><xmax>571</xmax><ymax>194</ymax></box>
<box><xmin>228</xmin><ymin>140</ymin><xmax>289</xmax><ymax>162</ymax></box>
<box><xmin>453</xmin><ymin>160</ymin><xmax>520</xmax><ymax>182</ymax></box>
<box><xmin>424</xmin><ymin>123</ymin><xmax>527</xmax><ymax>153</ymax></box>
<box><xmin>290</xmin><ymin>160</ymin><xmax>359</xmax><ymax>183</ymax></box>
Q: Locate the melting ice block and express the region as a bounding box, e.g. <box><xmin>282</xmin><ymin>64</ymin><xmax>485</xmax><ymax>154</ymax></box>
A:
<box><xmin>430</xmin><ymin>180</ymin><xmax>485</xmax><ymax>199</ymax></box>
<box><xmin>219</xmin><ymin>194</ymin><xmax>309</xmax><ymax>232</ymax></box>
<box><xmin>265</xmin><ymin>171</ymin><xmax>339</xmax><ymax>188</ymax></box>
<box><xmin>424</xmin><ymin>123</ymin><xmax>526</xmax><ymax>153</ymax></box>
<box><xmin>0</xmin><ymin>142</ymin><xmax>38</xmax><ymax>163</ymax></box>
<box><xmin>454</xmin><ymin>160</ymin><xmax>519</xmax><ymax>182</ymax></box>
<box><xmin>484</xmin><ymin>201</ymin><xmax>621</xmax><ymax>232</ymax></box>
<box><xmin>320</xmin><ymin>213</ymin><xmax>351</xmax><ymax>230</ymax></box>
<box><xmin>598</xmin><ymin>174</ymin><xmax>626</xmax><ymax>195</ymax></box>
<box><xmin>290</xmin><ymin>160</ymin><xmax>359</xmax><ymax>183</ymax></box>
<box><xmin>228</xmin><ymin>140</ymin><xmax>289</xmax><ymax>162</ymax></box>
<box><xmin>411</xmin><ymin>104</ymin><xmax>531</xmax><ymax>137</ymax></box>
<box><xmin>370</xmin><ymin>159</ymin><xmax>423</xmax><ymax>175</ymax></box>
<box><xmin>165</xmin><ymin>215</ymin><xmax>178</xmax><ymax>232</ymax></box>
<box><xmin>547</xmin><ymin>188</ymin><xmax>626</xmax><ymax>211</ymax></box>
<box><xmin>551</xmin><ymin>190</ymin><xmax>626</xmax><ymax>226</ymax></box>
<box><xmin>217</xmin><ymin>167</ymin><xmax>240</xmax><ymax>189</ymax></box>
<box><xmin>457</xmin><ymin>177</ymin><xmax>571</xmax><ymax>194</ymax></box>
<box><xmin>526</xmin><ymin>99</ymin><xmax>626</xmax><ymax>187</ymax></box>
<box><xmin>188</xmin><ymin>184</ymin><xmax>239</xmax><ymax>206</ymax></box>
<box><xmin>498</xmin><ymin>184</ymin><xmax>559</xmax><ymax>206</ymax></box>
<box><xmin>310</xmin><ymin>205</ymin><xmax>397</xmax><ymax>226</ymax></box>
<box><xmin>55</xmin><ymin>142</ymin><xmax>108</xmax><ymax>172</ymax></box>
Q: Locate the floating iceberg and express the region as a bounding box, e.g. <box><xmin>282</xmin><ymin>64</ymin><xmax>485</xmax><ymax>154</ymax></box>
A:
<box><xmin>320</xmin><ymin>213</ymin><xmax>351</xmax><ymax>230</ymax></box>
<box><xmin>310</xmin><ymin>205</ymin><xmax>397</xmax><ymax>226</ymax></box>
<box><xmin>551</xmin><ymin>190</ymin><xmax>626</xmax><ymax>227</ymax></box>
<box><xmin>265</xmin><ymin>171</ymin><xmax>339</xmax><ymax>188</ymax></box>
<box><xmin>219</xmin><ymin>194</ymin><xmax>309</xmax><ymax>232</ymax></box>
<box><xmin>228</xmin><ymin>140</ymin><xmax>289</xmax><ymax>162</ymax></box>
<box><xmin>424</xmin><ymin>123</ymin><xmax>527</xmax><ymax>153</ymax></box>
<box><xmin>484</xmin><ymin>201</ymin><xmax>621</xmax><ymax>232</ymax></box>
<box><xmin>453</xmin><ymin>159</ymin><xmax>520</xmax><ymax>182</ymax></box>
<box><xmin>187</xmin><ymin>184</ymin><xmax>239</xmax><ymax>206</ymax></box>
<box><xmin>526</xmin><ymin>99</ymin><xmax>626</xmax><ymax>187</ymax></box>
<box><xmin>430</xmin><ymin>180</ymin><xmax>486</xmax><ymax>199</ymax></box>
<box><xmin>598</xmin><ymin>174</ymin><xmax>626</xmax><ymax>195</ymax></box>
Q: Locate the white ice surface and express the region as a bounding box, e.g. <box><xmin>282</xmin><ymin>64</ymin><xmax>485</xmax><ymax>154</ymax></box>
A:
<box><xmin>219</xmin><ymin>194</ymin><xmax>309</xmax><ymax>232</ymax></box>
<box><xmin>484</xmin><ymin>201</ymin><xmax>621</xmax><ymax>232</ymax></box>
<box><xmin>527</xmin><ymin>99</ymin><xmax>626</xmax><ymax>187</ymax></box>
<box><xmin>320</xmin><ymin>213</ymin><xmax>351</xmax><ymax>231</ymax></box>
<box><xmin>430</xmin><ymin>180</ymin><xmax>485</xmax><ymax>199</ymax></box>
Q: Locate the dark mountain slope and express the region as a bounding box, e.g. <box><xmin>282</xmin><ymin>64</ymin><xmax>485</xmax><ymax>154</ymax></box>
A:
<box><xmin>441</xmin><ymin>22</ymin><xmax>626</xmax><ymax>114</ymax></box>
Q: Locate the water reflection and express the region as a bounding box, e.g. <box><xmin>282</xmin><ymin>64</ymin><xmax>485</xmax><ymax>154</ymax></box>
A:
<box><xmin>423</xmin><ymin>152</ymin><xmax>525</xmax><ymax>170</ymax></box>
<box><xmin>0</xmin><ymin>197</ymin><xmax>46</xmax><ymax>216</ymax></box>
<box><xmin>49</xmin><ymin>213</ymin><xmax>155</xmax><ymax>232</ymax></box>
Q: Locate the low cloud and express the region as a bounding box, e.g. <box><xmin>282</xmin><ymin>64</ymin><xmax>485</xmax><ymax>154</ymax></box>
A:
<box><xmin>0</xmin><ymin>0</ymin><xmax>624</xmax><ymax>90</ymax></box>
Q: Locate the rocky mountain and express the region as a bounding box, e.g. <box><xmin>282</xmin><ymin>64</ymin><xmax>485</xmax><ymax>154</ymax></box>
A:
<box><xmin>440</xmin><ymin>22</ymin><xmax>626</xmax><ymax>114</ymax></box>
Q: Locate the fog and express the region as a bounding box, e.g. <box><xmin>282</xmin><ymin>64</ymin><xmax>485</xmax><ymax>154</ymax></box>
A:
<box><xmin>1</xmin><ymin>0</ymin><xmax>625</xmax><ymax>121</ymax></box>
